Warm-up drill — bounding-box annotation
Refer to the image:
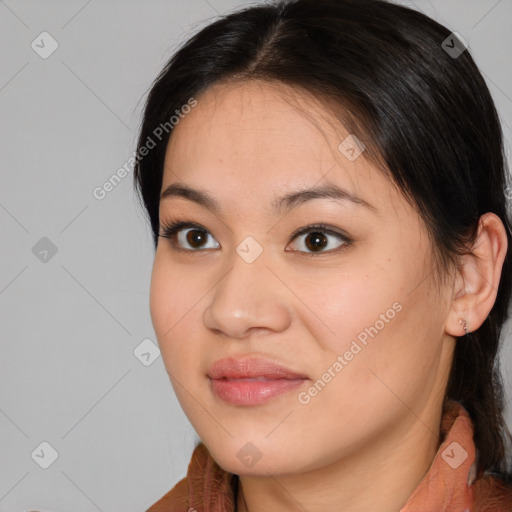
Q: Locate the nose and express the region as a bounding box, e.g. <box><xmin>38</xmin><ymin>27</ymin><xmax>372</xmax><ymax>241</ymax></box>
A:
<box><xmin>202</xmin><ymin>255</ymin><xmax>292</xmax><ymax>339</ymax></box>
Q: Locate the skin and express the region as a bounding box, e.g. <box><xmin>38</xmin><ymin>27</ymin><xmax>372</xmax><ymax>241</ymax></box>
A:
<box><xmin>149</xmin><ymin>79</ymin><xmax>508</xmax><ymax>512</ymax></box>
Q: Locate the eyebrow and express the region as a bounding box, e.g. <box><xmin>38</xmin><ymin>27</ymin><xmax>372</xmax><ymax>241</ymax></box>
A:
<box><xmin>160</xmin><ymin>182</ymin><xmax>377</xmax><ymax>214</ymax></box>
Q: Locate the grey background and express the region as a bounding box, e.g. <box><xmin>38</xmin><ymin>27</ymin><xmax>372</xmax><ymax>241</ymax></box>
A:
<box><xmin>1</xmin><ymin>0</ymin><xmax>511</xmax><ymax>511</ymax></box>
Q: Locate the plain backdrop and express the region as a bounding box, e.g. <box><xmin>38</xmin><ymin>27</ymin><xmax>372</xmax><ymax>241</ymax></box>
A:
<box><xmin>1</xmin><ymin>0</ymin><xmax>511</xmax><ymax>511</ymax></box>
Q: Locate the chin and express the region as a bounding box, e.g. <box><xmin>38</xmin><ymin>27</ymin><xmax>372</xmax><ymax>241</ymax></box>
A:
<box><xmin>202</xmin><ymin>437</ymin><xmax>305</xmax><ymax>477</ymax></box>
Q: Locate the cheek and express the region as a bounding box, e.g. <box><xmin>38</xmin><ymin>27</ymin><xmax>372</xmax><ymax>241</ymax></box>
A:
<box><xmin>297</xmin><ymin>264</ymin><xmax>397</xmax><ymax>353</ymax></box>
<box><xmin>149</xmin><ymin>256</ymin><xmax>187</xmax><ymax>354</ymax></box>
<box><xmin>314</xmin><ymin>284</ymin><xmax>444</xmax><ymax>417</ymax></box>
<box><xmin>149</xmin><ymin>259</ymin><xmax>169</xmax><ymax>337</ymax></box>
<box><xmin>300</xmin><ymin>257</ymin><xmax>427</xmax><ymax>389</ymax></box>
<box><xmin>149</xmin><ymin>256</ymin><xmax>204</xmax><ymax>375</ymax></box>
<box><xmin>149</xmin><ymin>251</ymin><xmax>191</xmax><ymax>332</ymax></box>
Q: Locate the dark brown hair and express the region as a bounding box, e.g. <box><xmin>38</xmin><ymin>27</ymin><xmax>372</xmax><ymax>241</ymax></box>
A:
<box><xmin>133</xmin><ymin>0</ymin><xmax>512</xmax><ymax>481</ymax></box>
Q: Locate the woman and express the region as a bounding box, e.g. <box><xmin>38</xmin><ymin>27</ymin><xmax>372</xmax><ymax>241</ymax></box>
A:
<box><xmin>133</xmin><ymin>0</ymin><xmax>512</xmax><ymax>510</ymax></box>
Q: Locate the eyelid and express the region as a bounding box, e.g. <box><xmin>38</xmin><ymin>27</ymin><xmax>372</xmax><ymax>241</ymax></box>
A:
<box><xmin>288</xmin><ymin>223</ymin><xmax>348</xmax><ymax>243</ymax></box>
<box><xmin>158</xmin><ymin>217</ymin><xmax>352</xmax><ymax>255</ymax></box>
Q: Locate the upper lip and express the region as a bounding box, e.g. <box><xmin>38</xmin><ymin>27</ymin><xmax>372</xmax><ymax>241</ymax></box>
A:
<box><xmin>208</xmin><ymin>356</ymin><xmax>308</xmax><ymax>380</ymax></box>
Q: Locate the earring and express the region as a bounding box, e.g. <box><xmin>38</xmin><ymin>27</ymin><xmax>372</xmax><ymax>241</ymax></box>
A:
<box><xmin>459</xmin><ymin>318</ymin><xmax>470</xmax><ymax>336</ymax></box>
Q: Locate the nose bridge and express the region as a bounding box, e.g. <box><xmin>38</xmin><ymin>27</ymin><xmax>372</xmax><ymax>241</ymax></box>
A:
<box><xmin>202</xmin><ymin>243</ymin><xmax>291</xmax><ymax>338</ymax></box>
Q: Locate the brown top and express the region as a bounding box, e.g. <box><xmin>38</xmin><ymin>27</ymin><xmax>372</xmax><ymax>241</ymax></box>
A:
<box><xmin>146</xmin><ymin>400</ymin><xmax>512</xmax><ymax>511</ymax></box>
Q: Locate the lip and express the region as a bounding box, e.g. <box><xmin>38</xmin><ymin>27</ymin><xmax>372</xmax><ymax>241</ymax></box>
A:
<box><xmin>208</xmin><ymin>356</ymin><xmax>308</xmax><ymax>406</ymax></box>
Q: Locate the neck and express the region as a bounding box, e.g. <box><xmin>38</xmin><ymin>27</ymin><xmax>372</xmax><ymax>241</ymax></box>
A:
<box><xmin>236</xmin><ymin>407</ymin><xmax>442</xmax><ymax>512</ymax></box>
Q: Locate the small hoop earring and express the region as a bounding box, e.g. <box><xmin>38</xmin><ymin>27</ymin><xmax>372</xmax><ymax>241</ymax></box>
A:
<box><xmin>459</xmin><ymin>318</ymin><xmax>471</xmax><ymax>336</ymax></box>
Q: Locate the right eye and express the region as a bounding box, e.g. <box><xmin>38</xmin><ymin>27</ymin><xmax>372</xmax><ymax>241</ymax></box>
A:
<box><xmin>159</xmin><ymin>220</ymin><xmax>220</xmax><ymax>251</ymax></box>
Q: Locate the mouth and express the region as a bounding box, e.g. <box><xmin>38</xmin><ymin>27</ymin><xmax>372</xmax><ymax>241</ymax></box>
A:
<box><xmin>207</xmin><ymin>355</ymin><xmax>308</xmax><ymax>406</ymax></box>
<box><xmin>209</xmin><ymin>375</ymin><xmax>308</xmax><ymax>406</ymax></box>
<box><xmin>220</xmin><ymin>376</ymin><xmax>298</xmax><ymax>381</ymax></box>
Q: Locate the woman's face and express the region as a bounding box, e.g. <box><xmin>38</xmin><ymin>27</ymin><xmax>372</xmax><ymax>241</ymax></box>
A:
<box><xmin>150</xmin><ymin>79</ymin><xmax>456</xmax><ymax>475</ymax></box>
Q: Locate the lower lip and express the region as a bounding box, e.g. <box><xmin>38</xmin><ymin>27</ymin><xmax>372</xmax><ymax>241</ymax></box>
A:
<box><xmin>209</xmin><ymin>377</ymin><xmax>307</xmax><ymax>405</ymax></box>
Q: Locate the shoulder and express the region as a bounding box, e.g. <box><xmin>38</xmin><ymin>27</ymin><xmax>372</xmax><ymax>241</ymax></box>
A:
<box><xmin>145</xmin><ymin>476</ymin><xmax>190</xmax><ymax>512</ymax></box>
<box><xmin>144</xmin><ymin>443</ymin><xmax>208</xmax><ymax>512</ymax></box>
<box><xmin>472</xmin><ymin>473</ymin><xmax>512</xmax><ymax>512</ymax></box>
<box><xmin>144</xmin><ymin>442</ymin><xmax>237</xmax><ymax>512</ymax></box>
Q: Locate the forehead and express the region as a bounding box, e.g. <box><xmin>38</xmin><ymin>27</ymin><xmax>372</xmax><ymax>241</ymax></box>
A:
<box><xmin>161</xmin><ymin>79</ymin><xmax>402</xmax><ymax>219</ymax></box>
<box><xmin>168</xmin><ymin>81</ymin><xmax>337</xmax><ymax>162</ymax></box>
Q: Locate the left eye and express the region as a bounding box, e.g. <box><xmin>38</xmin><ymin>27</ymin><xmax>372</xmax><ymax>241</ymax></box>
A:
<box><xmin>159</xmin><ymin>221</ymin><xmax>351</xmax><ymax>255</ymax></box>
<box><xmin>287</xmin><ymin>224</ymin><xmax>350</xmax><ymax>254</ymax></box>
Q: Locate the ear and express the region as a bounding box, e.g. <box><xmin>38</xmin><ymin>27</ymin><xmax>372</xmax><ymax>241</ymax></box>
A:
<box><xmin>446</xmin><ymin>212</ymin><xmax>508</xmax><ymax>337</ymax></box>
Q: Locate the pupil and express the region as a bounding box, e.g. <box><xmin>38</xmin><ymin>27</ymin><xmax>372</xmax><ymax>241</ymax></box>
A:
<box><xmin>306</xmin><ymin>232</ymin><xmax>327</xmax><ymax>251</ymax></box>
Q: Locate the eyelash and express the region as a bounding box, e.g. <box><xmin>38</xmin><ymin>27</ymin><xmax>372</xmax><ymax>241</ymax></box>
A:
<box><xmin>158</xmin><ymin>217</ymin><xmax>353</xmax><ymax>257</ymax></box>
